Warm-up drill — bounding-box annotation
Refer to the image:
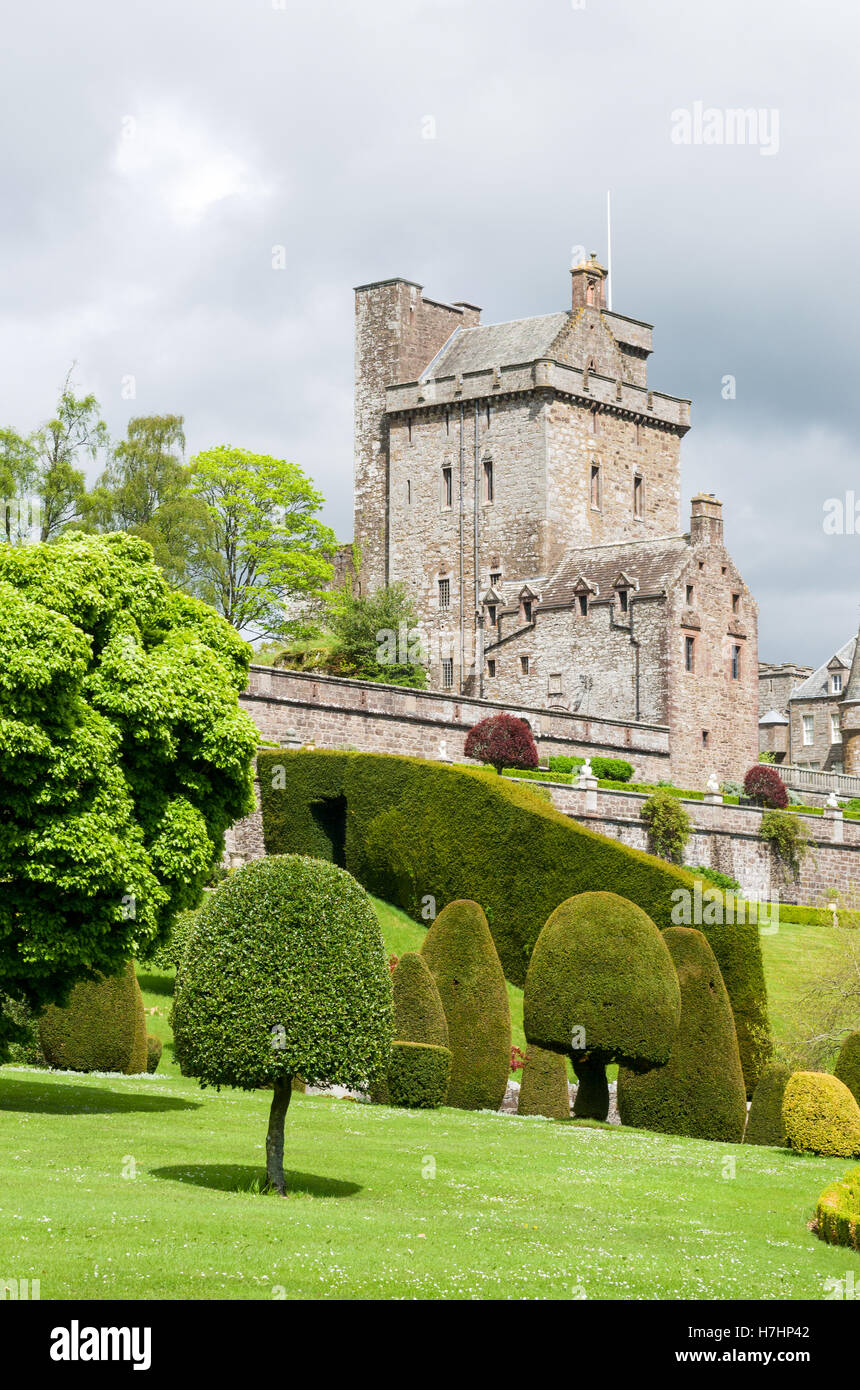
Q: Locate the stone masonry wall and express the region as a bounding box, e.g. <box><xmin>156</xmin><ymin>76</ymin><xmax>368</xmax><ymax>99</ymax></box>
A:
<box><xmin>240</xmin><ymin>665</ymin><xmax>671</xmax><ymax>776</ymax></box>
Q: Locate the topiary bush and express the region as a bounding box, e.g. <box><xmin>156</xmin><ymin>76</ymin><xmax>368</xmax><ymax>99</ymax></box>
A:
<box><xmin>464</xmin><ymin>713</ymin><xmax>538</xmax><ymax>774</ymax></box>
<box><xmin>814</xmin><ymin>1166</ymin><xmax>860</xmax><ymax>1252</ymax></box>
<box><xmin>171</xmin><ymin>855</ymin><xmax>393</xmax><ymax>1194</ymax></box>
<box><xmin>524</xmin><ymin>892</ymin><xmax>681</xmax><ymax>1122</ymax></box>
<box><xmin>617</xmin><ymin>927</ymin><xmax>746</xmax><ymax>1142</ymax></box>
<box><xmin>146</xmin><ymin>1034</ymin><xmax>163</xmax><ymax>1073</ymax></box>
<box><xmin>387</xmin><ymin>1041</ymin><xmax>451</xmax><ymax>1109</ymax></box>
<box><xmin>391</xmin><ymin>953</ymin><xmax>448</xmax><ymax>1048</ymax></box>
<box><xmin>420</xmin><ymin>899</ymin><xmax>511</xmax><ymax>1111</ymax></box>
<box><xmin>257</xmin><ymin>750</ymin><xmax>772</xmax><ymax>1095</ymax></box>
<box><xmin>0</xmin><ymin>995</ymin><xmax>43</xmax><ymax>1065</ymax></box>
<box><xmin>518</xmin><ymin>1045</ymin><xmax>570</xmax><ymax>1120</ymax></box>
<box><xmin>745</xmin><ymin>1062</ymin><xmax>792</xmax><ymax>1146</ymax></box>
<box><xmin>38</xmin><ymin>960</ymin><xmax>146</xmax><ymax>1074</ymax></box>
<box><xmin>835</xmin><ymin>1032</ymin><xmax>860</xmax><ymax>1106</ymax></box>
<box><xmin>782</xmin><ymin>1072</ymin><xmax>860</xmax><ymax>1158</ymax></box>
<box><xmin>127</xmin><ymin>984</ymin><xmax>148</xmax><ymax>1074</ymax></box>
<box><xmin>744</xmin><ymin>764</ymin><xmax>788</xmax><ymax>809</ymax></box>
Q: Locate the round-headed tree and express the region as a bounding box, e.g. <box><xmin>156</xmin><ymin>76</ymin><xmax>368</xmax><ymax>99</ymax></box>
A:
<box><xmin>743</xmin><ymin>764</ymin><xmax>788</xmax><ymax>809</ymax></box>
<box><xmin>518</xmin><ymin>1045</ymin><xmax>571</xmax><ymax>1120</ymax></box>
<box><xmin>420</xmin><ymin>899</ymin><xmax>511</xmax><ymax>1110</ymax></box>
<box><xmin>171</xmin><ymin>855</ymin><xmax>393</xmax><ymax>1195</ymax></box>
<box><xmin>0</xmin><ymin>531</ymin><xmax>257</xmax><ymax>1059</ymax></box>
<box><xmin>617</xmin><ymin>927</ymin><xmax>747</xmax><ymax>1142</ymax></box>
<box><xmin>835</xmin><ymin>1032</ymin><xmax>860</xmax><ymax>1106</ymax></box>
<box><xmin>523</xmin><ymin>891</ymin><xmax>681</xmax><ymax>1122</ymax></box>
<box><xmin>464</xmin><ymin>713</ymin><xmax>538</xmax><ymax>775</ymax></box>
<box><xmin>745</xmin><ymin>1061</ymin><xmax>792</xmax><ymax>1146</ymax></box>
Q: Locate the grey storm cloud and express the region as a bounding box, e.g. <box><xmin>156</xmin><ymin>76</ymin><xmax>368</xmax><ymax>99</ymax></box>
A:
<box><xmin>0</xmin><ymin>0</ymin><xmax>858</xmax><ymax>663</ymax></box>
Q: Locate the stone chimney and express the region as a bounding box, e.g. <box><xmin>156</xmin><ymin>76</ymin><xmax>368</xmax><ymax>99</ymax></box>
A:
<box><xmin>690</xmin><ymin>493</ymin><xmax>724</xmax><ymax>545</ymax></box>
<box><xmin>571</xmin><ymin>253</ymin><xmax>607</xmax><ymax>311</ymax></box>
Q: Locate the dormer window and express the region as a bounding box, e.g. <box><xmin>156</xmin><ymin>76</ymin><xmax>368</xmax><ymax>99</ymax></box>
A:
<box><xmin>832</xmin><ymin>673</ymin><xmax>843</xmax><ymax>694</ymax></box>
<box><xmin>522</xmin><ymin>600</ymin><xmax>532</xmax><ymax>622</ymax></box>
<box><xmin>486</xmin><ymin>605</ymin><xmax>497</xmax><ymax>626</ymax></box>
<box><xmin>618</xmin><ymin>588</ymin><xmax>628</xmax><ymax>613</ymax></box>
<box><xmin>578</xmin><ymin>594</ymin><xmax>588</xmax><ymax>616</ymax></box>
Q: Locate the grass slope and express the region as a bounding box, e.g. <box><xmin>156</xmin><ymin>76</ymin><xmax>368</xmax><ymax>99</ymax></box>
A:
<box><xmin>759</xmin><ymin>919</ymin><xmax>847</xmax><ymax>1051</ymax></box>
<box><xmin>0</xmin><ymin>1066</ymin><xmax>853</xmax><ymax>1301</ymax></box>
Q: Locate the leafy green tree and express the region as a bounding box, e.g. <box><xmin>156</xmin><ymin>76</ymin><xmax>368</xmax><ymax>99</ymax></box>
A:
<box><xmin>329</xmin><ymin>582</ymin><xmax>427</xmax><ymax>687</ymax></box>
<box><xmin>83</xmin><ymin>415</ymin><xmax>209</xmax><ymax>587</ymax></box>
<box><xmin>0</xmin><ymin>427</ymin><xmax>39</xmax><ymax>542</ymax></box>
<box><xmin>0</xmin><ymin>531</ymin><xmax>257</xmax><ymax>1061</ymax></box>
<box><xmin>185</xmin><ymin>446</ymin><xmax>335</xmax><ymax>638</ymax></box>
<box><xmin>31</xmin><ymin>370</ymin><xmax>108</xmax><ymax>539</ymax></box>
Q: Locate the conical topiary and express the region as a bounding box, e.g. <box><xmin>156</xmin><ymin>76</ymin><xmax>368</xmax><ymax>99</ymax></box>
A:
<box><xmin>518</xmin><ymin>1045</ymin><xmax>570</xmax><ymax>1120</ymax></box>
<box><xmin>617</xmin><ymin>927</ymin><xmax>747</xmax><ymax>1142</ymax></box>
<box><xmin>39</xmin><ymin>960</ymin><xmax>145</xmax><ymax>1074</ymax></box>
<box><xmin>146</xmin><ymin>1034</ymin><xmax>163</xmax><ymax>1073</ymax></box>
<box><xmin>392</xmin><ymin>953</ymin><xmax>449</xmax><ymax>1047</ymax></box>
<box><xmin>835</xmin><ymin>1032</ymin><xmax>860</xmax><ymax>1106</ymax></box>
<box><xmin>420</xmin><ymin>899</ymin><xmax>511</xmax><ymax>1111</ymax></box>
<box><xmin>745</xmin><ymin>1062</ymin><xmax>792</xmax><ymax>1146</ymax></box>
<box><xmin>524</xmin><ymin>892</ymin><xmax>681</xmax><ymax>1122</ymax></box>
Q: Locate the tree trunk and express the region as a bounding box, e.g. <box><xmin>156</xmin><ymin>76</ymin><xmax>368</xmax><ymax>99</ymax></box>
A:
<box><xmin>264</xmin><ymin>1077</ymin><xmax>293</xmax><ymax>1195</ymax></box>
<box><xmin>572</xmin><ymin>1055</ymin><xmax>609</xmax><ymax>1121</ymax></box>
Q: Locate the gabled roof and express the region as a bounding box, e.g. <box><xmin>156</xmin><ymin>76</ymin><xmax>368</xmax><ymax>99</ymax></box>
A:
<box><xmin>540</xmin><ymin>535</ymin><xmax>690</xmax><ymax>610</ymax></box>
<box><xmin>790</xmin><ymin>637</ymin><xmax>856</xmax><ymax>702</ymax></box>
<box><xmin>423</xmin><ymin>313</ymin><xmax>571</xmax><ymax>379</ymax></box>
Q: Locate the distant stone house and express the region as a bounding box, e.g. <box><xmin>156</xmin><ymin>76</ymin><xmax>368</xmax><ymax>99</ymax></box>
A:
<box><xmin>786</xmin><ymin>638</ymin><xmax>854</xmax><ymax>770</ymax></box>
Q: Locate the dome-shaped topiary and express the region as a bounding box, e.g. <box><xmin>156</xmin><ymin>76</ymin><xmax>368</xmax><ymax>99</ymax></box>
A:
<box><xmin>617</xmin><ymin>927</ymin><xmax>747</xmax><ymax>1142</ymax></box>
<box><xmin>392</xmin><ymin>953</ymin><xmax>449</xmax><ymax>1048</ymax></box>
<box><xmin>745</xmin><ymin>1062</ymin><xmax>792</xmax><ymax>1146</ymax></box>
<box><xmin>420</xmin><ymin>899</ymin><xmax>511</xmax><ymax>1111</ymax></box>
<box><xmin>140</xmin><ymin>908</ymin><xmax>201</xmax><ymax>973</ymax></box>
<box><xmin>835</xmin><ymin>1031</ymin><xmax>860</xmax><ymax>1106</ymax></box>
<box><xmin>518</xmin><ymin>1045</ymin><xmax>570</xmax><ymax>1120</ymax></box>
<box><xmin>146</xmin><ymin>1034</ymin><xmax>163</xmax><ymax>1074</ymax></box>
<box><xmin>171</xmin><ymin>854</ymin><xmax>393</xmax><ymax>1194</ymax></box>
<box><xmin>39</xmin><ymin>960</ymin><xmax>145</xmax><ymax>1074</ymax></box>
<box><xmin>387</xmin><ymin>1041</ymin><xmax>451</xmax><ymax>1108</ymax></box>
<box><xmin>782</xmin><ymin>1072</ymin><xmax>860</xmax><ymax>1158</ymax></box>
<box><xmin>524</xmin><ymin>891</ymin><xmax>681</xmax><ymax>1122</ymax></box>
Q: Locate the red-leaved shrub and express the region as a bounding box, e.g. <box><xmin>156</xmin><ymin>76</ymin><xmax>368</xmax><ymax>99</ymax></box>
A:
<box><xmin>464</xmin><ymin>713</ymin><xmax>539</xmax><ymax>774</ymax></box>
<box><xmin>743</xmin><ymin>764</ymin><xmax>788</xmax><ymax>809</ymax></box>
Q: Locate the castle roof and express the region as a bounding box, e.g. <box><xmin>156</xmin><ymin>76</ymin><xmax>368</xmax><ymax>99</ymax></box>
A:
<box><xmin>421</xmin><ymin>313</ymin><xmax>570</xmax><ymax>379</ymax></box>
<box><xmin>790</xmin><ymin>637</ymin><xmax>856</xmax><ymax>702</ymax></box>
<box><xmin>539</xmin><ymin>535</ymin><xmax>690</xmax><ymax>610</ymax></box>
<box><xmin>759</xmin><ymin>709</ymin><xmax>789</xmax><ymax>726</ymax></box>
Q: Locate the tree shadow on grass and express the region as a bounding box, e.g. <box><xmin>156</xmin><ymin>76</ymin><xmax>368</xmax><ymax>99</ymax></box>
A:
<box><xmin>0</xmin><ymin>1075</ymin><xmax>199</xmax><ymax>1115</ymax></box>
<box><xmin>136</xmin><ymin>972</ymin><xmax>175</xmax><ymax>997</ymax></box>
<box><xmin>150</xmin><ymin>1164</ymin><xmax>361</xmax><ymax>1198</ymax></box>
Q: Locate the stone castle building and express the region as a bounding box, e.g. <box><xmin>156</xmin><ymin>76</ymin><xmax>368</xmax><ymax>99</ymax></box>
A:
<box><xmin>351</xmin><ymin>256</ymin><xmax>759</xmax><ymax>784</ymax></box>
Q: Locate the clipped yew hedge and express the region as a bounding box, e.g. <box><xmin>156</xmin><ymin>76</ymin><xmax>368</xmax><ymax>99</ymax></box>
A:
<box><xmin>257</xmin><ymin>749</ymin><xmax>772</xmax><ymax>1094</ymax></box>
<box><xmin>518</xmin><ymin>1045</ymin><xmax>570</xmax><ymax>1120</ymax></box>
<box><xmin>387</xmin><ymin>1041</ymin><xmax>451</xmax><ymax>1109</ymax></box>
<box><xmin>745</xmin><ymin>1062</ymin><xmax>791</xmax><ymax>1147</ymax></box>
<box><xmin>782</xmin><ymin>1072</ymin><xmax>860</xmax><ymax>1158</ymax></box>
<box><xmin>39</xmin><ymin>960</ymin><xmax>147</xmax><ymax>1075</ymax></box>
<box><xmin>617</xmin><ymin>927</ymin><xmax>747</xmax><ymax>1142</ymax></box>
<box><xmin>815</xmin><ymin>1166</ymin><xmax>860</xmax><ymax>1252</ymax></box>
<box><xmin>146</xmin><ymin>1034</ymin><xmax>163</xmax><ymax>1073</ymax></box>
<box><xmin>391</xmin><ymin>953</ymin><xmax>448</xmax><ymax>1049</ymax></box>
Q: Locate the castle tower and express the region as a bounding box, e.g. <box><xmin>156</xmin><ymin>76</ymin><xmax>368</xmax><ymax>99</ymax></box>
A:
<box><xmin>570</xmin><ymin>252</ymin><xmax>608</xmax><ymax>310</ymax></box>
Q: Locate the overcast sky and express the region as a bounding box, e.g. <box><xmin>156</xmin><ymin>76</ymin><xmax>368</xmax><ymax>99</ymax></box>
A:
<box><xmin>1</xmin><ymin>0</ymin><xmax>857</xmax><ymax>666</ymax></box>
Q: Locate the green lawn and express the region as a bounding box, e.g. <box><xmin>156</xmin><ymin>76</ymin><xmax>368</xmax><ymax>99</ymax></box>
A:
<box><xmin>0</xmin><ymin>1066</ymin><xmax>853</xmax><ymax>1300</ymax></box>
<box><xmin>759</xmin><ymin>918</ymin><xmax>847</xmax><ymax>1051</ymax></box>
